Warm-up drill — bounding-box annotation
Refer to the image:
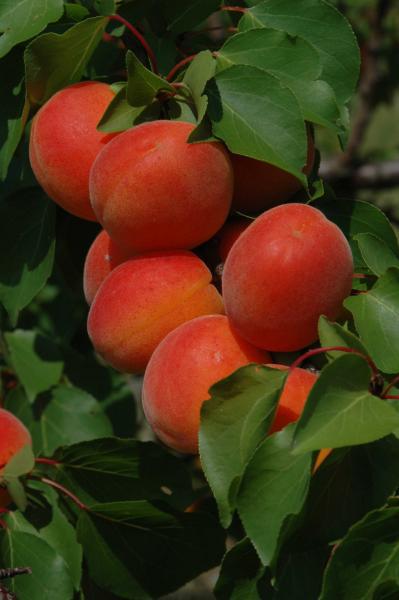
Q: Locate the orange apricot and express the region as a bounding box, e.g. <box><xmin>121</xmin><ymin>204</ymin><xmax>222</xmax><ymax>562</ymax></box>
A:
<box><xmin>29</xmin><ymin>81</ymin><xmax>116</xmax><ymax>220</ymax></box>
<box><xmin>217</xmin><ymin>218</ymin><xmax>251</xmax><ymax>262</ymax></box>
<box><xmin>83</xmin><ymin>230</ymin><xmax>134</xmax><ymax>305</ymax></box>
<box><xmin>231</xmin><ymin>130</ymin><xmax>315</xmax><ymax>213</ymax></box>
<box><xmin>90</xmin><ymin>120</ymin><xmax>233</xmax><ymax>252</ymax></box>
<box><xmin>142</xmin><ymin>315</ymin><xmax>270</xmax><ymax>454</ymax></box>
<box><xmin>223</xmin><ymin>203</ymin><xmax>354</xmax><ymax>352</ymax></box>
<box><xmin>87</xmin><ymin>251</ymin><xmax>224</xmax><ymax>374</ymax></box>
<box><xmin>0</xmin><ymin>409</ymin><xmax>32</xmax><ymax>507</ymax></box>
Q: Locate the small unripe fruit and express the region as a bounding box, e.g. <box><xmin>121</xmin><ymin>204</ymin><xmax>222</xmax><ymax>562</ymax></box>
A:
<box><xmin>29</xmin><ymin>81</ymin><xmax>116</xmax><ymax>220</ymax></box>
<box><xmin>142</xmin><ymin>315</ymin><xmax>270</xmax><ymax>454</ymax></box>
<box><xmin>83</xmin><ymin>230</ymin><xmax>134</xmax><ymax>305</ymax></box>
<box><xmin>223</xmin><ymin>203</ymin><xmax>354</xmax><ymax>351</ymax></box>
<box><xmin>90</xmin><ymin>120</ymin><xmax>234</xmax><ymax>252</ymax></box>
<box><xmin>87</xmin><ymin>251</ymin><xmax>224</xmax><ymax>374</ymax></box>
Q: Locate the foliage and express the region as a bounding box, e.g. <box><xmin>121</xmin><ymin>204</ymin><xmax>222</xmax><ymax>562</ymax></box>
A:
<box><xmin>0</xmin><ymin>1</ymin><xmax>398</xmax><ymax>599</ymax></box>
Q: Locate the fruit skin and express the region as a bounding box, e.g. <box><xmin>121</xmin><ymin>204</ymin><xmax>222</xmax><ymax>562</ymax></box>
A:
<box><xmin>268</xmin><ymin>364</ymin><xmax>317</xmax><ymax>433</ymax></box>
<box><xmin>0</xmin><ymin>409</ymin><xmax>32</xmax><ymax>507</ymax></box>
<box><xmin>83</xmin><ymin>230</ymin><xmax>134</xmax><ymax>305</ymax></box>
<box><xmin>223</xmin><ymin>203</ymin><xmax>354</xmax><ymax>352</ymax></box>
<box><xmin>90</xmin><ymin>120</ymin><xmax>234</xmax><ymax>252</ymax></box>
<box><xmin>217</xmin><ymin>218</ymin><xmax>251</xmax><ymax>262</ymax></box>
<box><xmin>87</xmin><ymin>251</ymin><xmax>224</xmax><ymax>374</ymax></box>
<box><xmin>142</xmin><ymin>315</ymin><xmax>270</xmax><ymax>454</ymax></box>
<box><xmin>231</xmin><ymin>131</ymin><xmax>315</xmax><ymax>214</ymax></box>
<box><xmin>29</xmin><ymin>81</ymin><xmax>116</xmax><ymax>221</ymax></box>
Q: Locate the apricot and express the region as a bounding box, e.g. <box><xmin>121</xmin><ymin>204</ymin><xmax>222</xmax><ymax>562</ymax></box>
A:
<box><xmin>217</xmin><ymin>218</ymin><xmax>251</xmax><ymax>262</ymax></box>
<box><xmin>87</xmin><ymin>251</ymin><xmax>224</xmax><ymax>373</ymax></box>
<box><xmin>142</xmin><ymin>315</ymin><xmax>270</xmax><ymax>454</ymax></box>
<box><xmin>0</xmin><ymin>409</ymin><xmax>32</xmax><ymax>507</ymax></box>
<box><xmin>231</xmin><ymin>130</ymin><xmax>315</xmax><ymax>213</ymax></box>
<box><xmin>90</xmin><ymin>120</ymin><xmax>233</xmax><ymax>252</ymax></box>
<box><xmin>83</xmin><ymin>230</ymin><xmax>134</xmax><ymax>305</ymax></box>
<box><xmin>29</xmin><ymin>81</ymin><xmax>116</xmax><ymax>220</ymax></box>
<box><xmin>223</xmin><ymin>203</ymin><xmax>354</xmax><ymax>351</ymax></box>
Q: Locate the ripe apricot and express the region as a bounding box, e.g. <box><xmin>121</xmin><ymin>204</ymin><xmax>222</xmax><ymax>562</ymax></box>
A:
<box><xmin>90</xmin><ymin>120</ymin><xmax>233</xmax><ymax>252</ymax></box>
<box><xmin>29</xmin><ymin>81</ymin><xmax>116</xmax><ymax>220</ymax></box>
<box><xmin>142</xmin><ymin>315</ymin><xmax>270</xmax><ymax>454</ymax></box>
<box><xmin>83</xmin><ymin>230</ymin><xmax>133</xmax><ymax>304</ymax></box>
<box><xmin>0</xmin><ymin>409</ymin><xmax>32</xmax><ymax>507</ymax></box>
<box><xmin>231</xmin><ymin>131</ymin><xmax>315</xmax><ymax>213</ymax></box>
<box><xmin>223</xmin><ymin>203</ymin><xmax>353</xmax><ymax>351</ymax></box>
<box><xmin>217</xmin><ymin>218</ymin><xmax>251</xmax><ymax>262</ymax></box>
<box><xmin>87</xmin><ymin>251</ymin><xmax>224</xmax><ymax>374</ymax></box>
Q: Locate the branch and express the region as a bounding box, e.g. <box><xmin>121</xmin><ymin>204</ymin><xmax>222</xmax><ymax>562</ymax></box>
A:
<box><xmin>319</xmin><ymin>159</ymin><xmax>399</xmax><ymax>190</ymax></box>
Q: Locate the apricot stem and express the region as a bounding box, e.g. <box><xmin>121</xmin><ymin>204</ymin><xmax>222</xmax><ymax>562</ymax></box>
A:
<box><xmin>33</xmin><ymin>477</ymin><xmax>88</xmax><ymax>511</ymax></box>
<box><xmin>109</xmin><ymin>14</ymin><xmax>158</xmax><ymax>74</ymax></box>
<box><xmin>220</xmin><ymin>6</ymin><xmax>248</xmax><ymax>14</ymax></box>
<box><xmin>289</xmin><ymin>346</ymin><xmax>380</xmax><ymax>379</ymax></box>
<box><xmin>382</xmin><ymin>374</ymin><xmax>399</xmax><ymax>398</ymax></box>
<box><xmin>166</xmin><ymin>55</ymin><xmax>197</xmax><ymax>82</ymax></box>
<box><xmin>35</xmin><ymin>457</ymin><xmax>60</xmax><ymax>467</ymax></box>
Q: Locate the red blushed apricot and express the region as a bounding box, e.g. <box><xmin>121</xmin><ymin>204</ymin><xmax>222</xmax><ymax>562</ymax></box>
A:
<box><xmin>217</xmin><ymin>218</ymin><xmax>251</xmax><ymax>262</ymax></box>
<box><xmin>29</xmin><ymin>81</ymin><xmax>116</xmax><ymax>221</ymax></box>
<box><xmin>223</xmin><ymin>203</ymin><xmax>354</xmax><ymax>352</ymax></box>
<box><xmin>268</xmin><ymin>364</ymin><xmax>317</xmax><ymax>433</ymax></box>
<box><xmin>87</xmin><ymin>251</ymin><xmax>224</xmax><ymax>374</ymax></box>
<box><xmin>0</xmin><ymin>409</ymin><xmax>31</xmax><ymax>507</ymax></box>
<box><xmin>90</xmin><ymin>120</ymin><xmax>233</xmax><ymax>252</ymax></box>
<box><xmin>83</xmin><ymin>230</ymin><xmax>134</xmax><ymax>305</ymax></box>
<box><xmin>142</xmin><ymin>315</ymin><xmax>270</xmax><ymax>454</ymax></box>
<box><xmin>231</xmin><ymin>130</ymin><xmax>315</xmax><ymax>213</ymax></box>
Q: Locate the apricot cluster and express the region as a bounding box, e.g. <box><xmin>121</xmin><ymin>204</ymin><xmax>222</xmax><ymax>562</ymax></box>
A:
<box><xmin>29</xmin><ymin>81</ymin><xmax>354</xmax><ymax>456</ymax></box>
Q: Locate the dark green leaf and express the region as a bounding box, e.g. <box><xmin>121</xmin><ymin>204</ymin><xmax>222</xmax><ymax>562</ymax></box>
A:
<box><xmin>215</xmin><ymin>538</ymin><xmax>264</xmax><ymax>600</ymax></box>
<box><xmin>94</xmin><ymin>0</ymin><xmax>115</xmax><ymax>15</ymax></box>
<box><xmin>318</xmin><ymin>316</ymin><xmax>368</xmax><ymax>359</ymax></box>
<box><xmin>97</xmin><ymin>86</ymin><xmax>149</xmax><ymax>133</ymax></box>
<box><xmin>320</xmin><ymin>508</ymin><xmax>399</xmax><ymax>600</ymax></box>
<box><xmin>31</xmin><ymin>385</ymin><xmax>112</xmax><ymax>456</ymax></box>
<box><xmin>52</xmin><ymin>438</ymin><xmax>195</xmax><ymax>509</ymax></box>
<box><xmin>207</xmin><ymin>65</ymin><xmax>307</xmax><ymax>184</ymax></box>
<box><xmin>183</xmin><ymin>50</ymin><xmax>216</xmax><ymax>118</ymax></box>
<box><xmin>237</xmin><ymin>426</ymin><xmax>312</xmax><ymax>566</ymax></box>
<box><xmin>293</xmin><ymin>355</ymin><xmax>399</xmax><ymax>454</ymax></box>
<box><xmin>164</xmin><ymin>0</ymin><xmax>220</xmax><ymax>34</ymax></box>
<box><xmin>0</xmin><ymin>0</ymin><xmax>63</xmax><ymax>58</ymax></box>
<box><xmin>199</xmin><ymin>365</ymin><xmax>287</xmax><ymax>527</ymax></box>
<box><xmin>356</xmin><ymin>233</ymin><xmax>399</xmax><ymax>276</ymax></box>
<box><xmin>24</xmin><ymin>16</ymin><xmax>108</xmax><ymax>106</ymax></box>
<box><xmin>126</xmin><ymin>50</ymin><xmax>173</xmax><ymax>107</ymax></box>
<box><xmin>77</xmin><ymin>501</ymin><xmax>225</xmax><ymax>598</ymax></box>
<box><xmin>345</xmin><ymin>269</ymin><xmax>399</xmax><ymax>374</ymax></box>
<box><xmin>0</xmin><ymin>191</ymin><xmax>55</xmax><ymax>324</ymax></box>
<box><xmin>313</xmin><ymin>198</ymin><xmax>399</xmax><ymax>271</ymax></box>
<box><xmin>4</xmin><ymin>330</ymin><xmax>63</xmax><ymax>402</ymax></box>
<box><xmin>274</xmin><ymin>544</ymin><xmax>330</xmax><ymax>600</ymax></box>
<box><xmin>0</xmin><ymin>529</ymin><xmax>74</xmax><ymax>599</ymax></box>
<box><xmin>240</xmin><ymin>0</ymin><xmax>360</xmax><ymax>105</ymax></box>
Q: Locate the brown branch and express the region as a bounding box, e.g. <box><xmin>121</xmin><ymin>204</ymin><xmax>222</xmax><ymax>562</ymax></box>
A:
<box><xmin>319</xmin><ymin>159</ymin><xmax>399</xmax><ymax>190</ymax></box>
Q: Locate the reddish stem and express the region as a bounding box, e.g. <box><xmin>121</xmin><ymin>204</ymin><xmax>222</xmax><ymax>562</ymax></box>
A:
<box><xmin>384</xmin><ymin>395</ymin><xmax>399</xmax><ymax>400</ymax></box>
<box><xmin>221</xmin><ymin>6</ymin><xmax>248</xmax><ymax>14</ymax></box>
<box><xmin>109</xmin><ymin>14</ymin><xmax>158</xmax><ymax>74</ymax></box>
<box><xmin>33</xmin><ymin>477</ymin><xmax>87</xmax><ymax>511</ymax></box>
<box><xmin>289</xmin><ymin>346</ymin><xmax>379</xmax><ymax>379</ymax></box>
<box><xmin>35</xmin><ymin>457</ymin><xmax>60</xmax><ymax>467</ymax></box>
<box><xmin>0</xmin><ymin>508</ymin><xmax>9</xmax><ymax>515</ymax></box>
<box><xmin>382</xmin><ymin>374</ymin><xmax>399</xmax><ymax>398</ymax></box>
<box><xmin>166</xmin><ymin>55</ymin><xmax>197</xmax><ymax>82</ymax></box>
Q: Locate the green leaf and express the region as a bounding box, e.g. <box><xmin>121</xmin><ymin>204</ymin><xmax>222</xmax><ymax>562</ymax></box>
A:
<box><xmin>207</xmin><ymin>65</ymin><xmax>307</xmax><ymax>184</ymax></box>
<box><xmin>77</xmin><ymin>501</ymin><xmax>225</xmax><ymax>598</ymax></box>
<box><xmin>0</xmin><ymin>530</ymin><xmax>74</xmax><ymax>599</ymax></box>
<box><xmin>24</xmin><ymin>16</ymin><xmax>108</xmax><ymax>106</ymax></box>
<box><xmin>345</xmin><ymin>269</ymin><xmax>399</xmax><ymax>374</ymax></box>
<box><xmin>5</xmin><ymin>330</ymin><xmax>63</xmax><ymax>402</ymax></box>
<box><xmin>356</xmin><ymin>233</ymin><xmax>399</xmax><ymax>276</ymax></box>
<box><xmin>320</xmin><ymin>508</ymin><xmax>399</xmax><ymax>599</ymax></box>
<box><xmin>126</xmin><ymin>50</ymin><xmax>173</xmax><ymax>107</ymax></box>
<box><xmin>31</xmin><ymin>385</ymin><xmax>112</xmax><ymax>456</ymax></box>
<box><xmin>293</xmin><ymin>355</ymin><xmax>399</xmax><ymax>454</ymax></box>
<box><xmin>183</xmin><ymin>50</ymin><xmax>216</xmax><ymax>119</ymax></box>
<box><xmin>94</xmin><ymin>0</ymin><xmax>115</xmax><ymax>15</ymax></box>
<box><xmin>0</xmin><ymin>190</ymin><xmax>55</xmax><ymax>324</ymax></box>
<box><xmin>218</xmin><ymin>28</ymin><xmax>341</xmax><ymax>131</ymax></box>
<box><xmin>237</xmin><ymin>426</ymin><xmax>312</xmax><ymax>566</ymax></box>
<box><xmin>215</xmin><ymin>538</ymin><xmax>265</xmax><ymax>600</ymax></box>
<box><xmin>164</xmin><ymin>0</ymin><xmax>220</xmax><ymax>34</ymax></box>
<box><xmin>52</xmin><ymin>438</ymin><xmax>195</xmax><ymax>510</ymax></box>
<box><xmin>0</xmin><ymin>0</ymin><xmax>63</xmax><ymax>58</ymax></box>
<box><xmin>313</xmin><ymin>198</ymin><xmax>399</xmax><ymax>271</ymax></box>
<box><xmin>199</xmin><ymin>365</ymin><xmax>287</xmax><ymax>527</ymax></box>
<box><xmin>240</xmin><ymin>0</ymin><xmax>360</xmax><ymax>106</ymax></box>
<box><xmin>97</xmin><ymin>86</ymin><xmax>149</xmax><ymax>133</ymax></box>
<box><xmin>3</xmin><ymin>444</ymin><xmax>34</xmax><ymax>479</ymax></box>
<box><xmin>318</xmin><ymin>316</ymin><xmax>368</xmax><ymax>359</ymax></box>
